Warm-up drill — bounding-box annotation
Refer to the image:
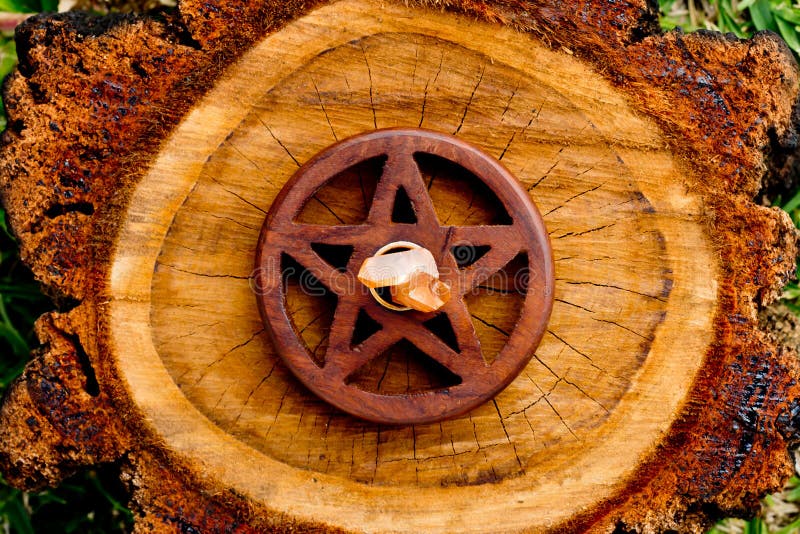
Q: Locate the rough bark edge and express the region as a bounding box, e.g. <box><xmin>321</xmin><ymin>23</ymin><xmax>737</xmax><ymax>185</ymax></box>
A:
<box><xmin>0</xmin><ymin>309</ymin><xmax>129</xmax><ymax>490</ymax></box>
<box><xmin>0</xmin><ymin>0</ymin><xmax>797</xmax><ymax>532</ymax></box>
<box><xmin>120</xmin><ymin>449</ymin><xmax>351</xmax><ymax>534</ymax></box>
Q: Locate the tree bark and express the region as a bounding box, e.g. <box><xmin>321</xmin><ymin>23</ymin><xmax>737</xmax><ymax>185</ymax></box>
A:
<box><xmin>1</xmin><ymin>0</ymin><xmax>800</xmax><ymax>532</ymax></box>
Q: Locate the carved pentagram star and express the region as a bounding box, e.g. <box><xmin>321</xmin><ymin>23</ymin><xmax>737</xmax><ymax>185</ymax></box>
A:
<box><xmin>256</xmin><ymin>128</ymin><xmax>553</xmax><ymax>424</ymax></box>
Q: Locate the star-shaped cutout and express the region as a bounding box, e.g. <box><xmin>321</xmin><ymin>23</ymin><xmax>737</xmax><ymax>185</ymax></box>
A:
<box><xmin>266</xmin><ymin>134</ymin><xmax>524</xmax><ymax>386</ymax></box>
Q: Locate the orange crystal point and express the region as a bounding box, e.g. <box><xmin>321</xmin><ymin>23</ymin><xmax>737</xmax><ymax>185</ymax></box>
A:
<box><xmin>357</xmin><ymin>246</ymin><xmax>438</xmax><ymax>289</ymax></box>
<box><xmin>391</xmin><ymin>272</ymin><xmax>451</xmax><ymax>313</ymax></box>
<box><xmin>358</xmin><ymin>242</ymin><xmax>450</xmax><ymax>312</ymax></box>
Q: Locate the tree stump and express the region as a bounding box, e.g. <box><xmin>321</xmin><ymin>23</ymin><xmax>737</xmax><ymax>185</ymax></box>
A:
<box><xmin>1</xmin><ymin>0</ymin><xmax>800</xmax><ymax>531</ymax></box>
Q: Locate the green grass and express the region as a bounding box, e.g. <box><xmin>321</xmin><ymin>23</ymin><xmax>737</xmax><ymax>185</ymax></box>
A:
<box><xmin>660</xmin><ymin>0</ymin><xmax>800</xmax><ymax>57</ymax></box>
<box><xmin>0</xmin><ymin>469</ymin><xmax>133</xmax><ymax>533</ymax></box>
<box><xmin>0</xmin><ymin>0</ymin><xmax>799</xmax><ymax>532</ymax></box>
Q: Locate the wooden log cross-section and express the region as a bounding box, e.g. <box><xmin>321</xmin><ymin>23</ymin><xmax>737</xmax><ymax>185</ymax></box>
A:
<box><xmin>1</xmin><ymin>0</ymin><xmax>800</xmax><ymax>532</ymax></box>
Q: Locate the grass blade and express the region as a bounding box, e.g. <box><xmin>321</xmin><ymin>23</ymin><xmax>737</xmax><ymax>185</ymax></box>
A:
<box><xmin>776</xmin><ymin>15</ymin><xmax>800</xmax><ymax>54</ymax></box>
<box><xmin>1</xmin><ymin>496</ymin><xmax>34</xmax><ymax>534</ymax></box>
<box><xmin>749</xmin><ymin>0</ymin><xmax>778</xmax><ymax>31</ymax></box>
<box><xmin>774</xmin><ymin>4</ymin><xmax>800</xmax><ymax>25</ymax></box>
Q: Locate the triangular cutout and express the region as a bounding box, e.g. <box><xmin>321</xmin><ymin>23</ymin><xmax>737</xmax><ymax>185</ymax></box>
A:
<box><xmin>414</xmin><ymin>152</ymin><xmax>512</xmax><ymax>225</ymax></box>
<box><xmin>351</xmin><ymin>308</ymin><xmax>382</xmax><ymax>348</ymax></box>
<box><xmin>476</xmin><ymin>252</ymin><xmax>529</xmax><ymax>294</ymax></box>
<box><xmin>345</xmin><ymin>339</ymin><xmax>462</xmax><ymax>395</ymax></box>
<box><xmin>295</xmin><ymin>156</ymin><xmax>385</xmax><ymax>224</ymax></box>
<box><xmin>451</xmin><ymin>244</ymin><xmax>491</xmax><ymax>269</ymax></box>
<box><xmin>391</xmin><ymin>186</ymin><xmax>417</xmax><ymax>224</ymax></box>
<box><xmin>422</xmin><ymin>313</ymin><xmax>460</xmax><ymax>353</ymax></box>
<box><xmin>281</xmin><ymin>253</ymin><xmax>337</xmax><ymax>368</ymax></box>
<box><xmin>310</xmin><ymin>243</ymin><xmax>353</xmax><ymax>272</ymax></box>
<box><xmin>465</xmin><ymin>252</ymin><xmax>528</xmax><ymax>365</ymax></box>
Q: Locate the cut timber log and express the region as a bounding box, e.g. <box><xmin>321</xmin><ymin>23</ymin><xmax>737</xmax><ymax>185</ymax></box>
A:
<box><xmin>1</xmin><ymin>0</ymin><xmax>800</xmax><ymax>532</ymax></box>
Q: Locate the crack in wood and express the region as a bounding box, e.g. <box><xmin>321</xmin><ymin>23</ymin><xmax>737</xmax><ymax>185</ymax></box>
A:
<box><xmin>319</xmin><ymin>413</ymin><xmax>334</xmax><ymax>473</ymax></box>
<box><xmin>411</xmin><ymin>45</ymin><xmax>419</xmax><ymax>87</ymax></box>
<box><xmin>230</xmin><ymin>363</ymin><xmax>276</xmax><ymax>429</ymax></box>
<box><xmin>527</xmin><ymin>153</ymin><xmax>562</xmax><ymax>191</ymax></box>
<box><xmin>194</xmin><ymin>328</ymin><xmax>266</xmax><ymax>386</ymax></box>
<box><xmin>522</xmin><ymin>410</ymin><xmax>538</xmax><ymax>443</ymax></box>
<box><xmin>503</xmin><ymin>100</ymin><xmax>548</xmax><ymax>165</ymax></box>
<box><xmin>264</xmin><ymin>383</ymin><xmax>291</xmax><ymax>441</ymax></box>
<box><xmin>165</xmin><ymin>321</ymin><xmax>223</xmax><ymax>343</ymax></box>
<box><xmin>375</xmin><ymin>350</ymin><xmax>393</xmax><ymax>392</ymax></box>
<box><xmin>220</xmin><ymin>328</ymin><xmax>266</xmax><ymax>357</ymax></box>
<box><xmin>499</xmin><ymin>131</ymin><xmax>516</xmax><ymax>161</ymax></box>
<box><xmin>534</xmin><ymin>354</ymin><xmax>612</xmax><ymax>414</ymax></box>
<box><xmin>412</xmin><ymin>447</ymin><xmax>493</xmax><ymax>463</ymax></box>
<box><xmin>349</xmin><ymin>435</ymin><xmax>358</xmax><ymax>479</ymax></box>
<box><xmin>469</xmin><ymin>413</ymin><xmax>481</xmax><ymax>450</ymax></box>
<box><xmin>372</xmin><ymin>426</ymin><xmax>381</xmax><ymax>484</ymax></box>
<box><xmin>209</xmin><ymin>177</ymin><xmax>267</xmax><ymax>215</ymax></box>
<box><xmin>543</xmin><ymin>183</ymin><xmax>602</xmax><ymax>217</ymax></box>
<box><xmin>532</xmin><ymin>354</ymin><xmax>564</xmax><ymax>382</ymax></box>
<box><xmin>563</xmin><ymin>374</ymin><xmax>610</xmax><ymax>413</ymax></box>
<box><xmin>561</xmin><ymin>280</ymin><xmax>666</xmax><ymax>302</ymax></box>
<box><xmin>161</xmin><ymin>263</ymin><xmax>250</xmax><ymax>280</ymax></box>
<box><xmin>523</xmin><ymin>100</ymin><xmax>547</xmax><ymax>133</ymax></box>
<box><xmin>505</xmin><ymin>373</ymin><xmax>554</xmax><ymax>417</ymax></box>
<box><xmin>202</xmin><ymin>211</ymin><xmax>259</xmax><ymax>231</ymax></box>
<box><xmin>499</xmin><ymin>84</ymin><xmax>519</xmax><ymax>122</ymax></box>
<box><xmin>222</xmin><ymin>137</ymin><xmax>278</xmax><ymax>192</ymax></box>
<box><xmin>226</xmin><ymin>140</ymin><xmax>262</xmax><ymax>171</ymax></box>
<box><xmin>294</xmin><ymin>310</ymin><xmax>325</xmax><ymax>335</ymax></box>
<box><xmin>290</xmin><ymin>400</ymin><xmax>308</xmax><ymax>449</ymax></box>
<box><xmin>546</xmin><ymin>329</ymin><xmax>600</xmax><ymax>369</ymax></box>
<box><xmin>539</xmin><ymin>387</ymin><xmax>579</xmax><ymax>441</ymax></box>
<box><xmin>593</xmin><ymin>318</ymin><xmax>654</xmax><ymax>341</ymax></box>
<box><xmin>311</xmin><ymin>76</ymin><xmax>339</xmax><ymax>142</ymax></box>
<box><xmin>360</xmin><ymin>44</ymin><xmax>378</xmax><ymax>129</ymax></box>
<box><xmin>412</xmin><ymin>424</ymin><xmax>418</xmax><ymax>460</ymax></box>
<box><xmin>454</xmin><ymin>64</ymin><xmax>486</xmax><ymax>135</ymax></box>
<box><xmin>493</xmin><ymin>399</ymin><xmax>524</xmax><ymax>469</ymax></box>
<box><xmin>554</xmin><ymin>298</ymin><xmax>594</xmax><ymax>313</ymax></box>
<box><xmin>471</xmin><ymin>314</ymin><xmax>511</xmax><ymax>337</ymax></box>
<box><xmin>257</xmin><ymin>118</ymin><xmax>301</xmax><ymax>167</ymax></box>
<box><xmin>419</xmin><ymin>51</ymin><xmax>444</xmax><ymax>128</ymax></box>
<box><xmin>312</xmin><ymin>196</ymin><xmax>347</xmax><ymax>224</ymax></box>
<box><xmin>311</xmin><ymin>336</ymin><xmax>331</xmax><ymax>364</ymax></box>
<box><xmin>213</xmin><ymin>385</ymin><xmax>233</xmax><ymax>411</ymax></box>
<box><xmin>552</xmin><ymin>222</ymin><xmax>616</xmax><ymax>239</ymax></box>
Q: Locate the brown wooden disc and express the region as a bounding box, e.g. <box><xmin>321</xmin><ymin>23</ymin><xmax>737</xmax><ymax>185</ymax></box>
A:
<box><xmin>255</xmin><ymin>128</ymin><xmax>554</xmax><ymax>424</ymax></box>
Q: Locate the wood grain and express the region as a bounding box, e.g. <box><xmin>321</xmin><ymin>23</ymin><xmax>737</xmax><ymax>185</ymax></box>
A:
<box><xmin>114</xmin><ymin>3</ymin><xmax>714</xmax><ymax>529</ymax></box>
<box><xmin>1</xmin><ymin>0</ymin><xmax>799</xmax><ymax>532</ymax></box>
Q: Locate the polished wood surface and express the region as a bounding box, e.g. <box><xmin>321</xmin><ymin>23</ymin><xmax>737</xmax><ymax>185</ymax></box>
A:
<box><xmin>256</xmin><ymin>128</ymin><xmax>554</xmax><ymax>423</ymax></box>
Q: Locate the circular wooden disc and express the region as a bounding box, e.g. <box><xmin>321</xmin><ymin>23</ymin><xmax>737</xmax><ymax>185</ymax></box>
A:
<box><xmin>256</xmin><ymin>128</ymin><xmax>554</xmax><ymax>424</ymax></box>
<box><xmin>107</xmin><ymin>1</ymin><xmax>719</xmax><ymax>530</ymax></box>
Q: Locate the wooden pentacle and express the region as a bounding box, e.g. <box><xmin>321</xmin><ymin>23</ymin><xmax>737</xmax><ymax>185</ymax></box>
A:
<box><xmin>1</xmin><ymin>1</ymin><xmax>799</xmax><ymax>532</ymax></box>
<box><xmin>255</xmin><ymin>128</ymin><xmax>554</xmax><ymax>424</ymax></box>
